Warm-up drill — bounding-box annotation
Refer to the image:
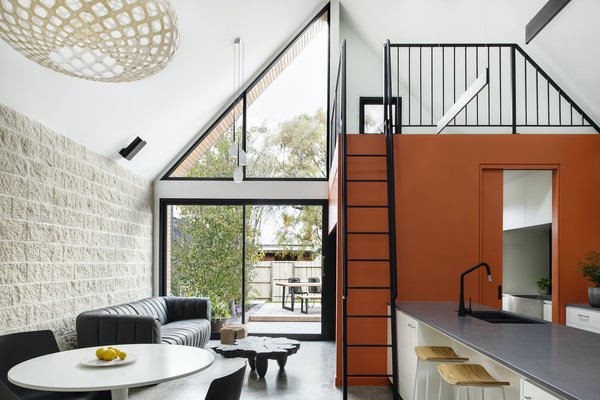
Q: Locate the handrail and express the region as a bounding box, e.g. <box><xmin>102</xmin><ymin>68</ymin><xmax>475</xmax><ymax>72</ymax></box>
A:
<box><xmin>382</xmin><ymin>42</ymin><xmax>599</xmax><ymax>134</ymax></box>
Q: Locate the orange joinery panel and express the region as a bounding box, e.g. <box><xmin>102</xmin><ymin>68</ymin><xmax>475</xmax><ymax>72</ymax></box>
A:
<box><xmin>347</xmin><ymin>182</ymin><xmax>387</xmax><ymax>206</ymax></box>
<box><xmin>347</xmin><ymin>289</ymin><xmax>389</xmax><ymax>315</ymax></box>
<box><xmin>347</xmin><ymin>261</ymin><xmax>390</xmax><ymax>287</ymax></box>
<box><xmin>347</xmin><ymin>316</ymin><xmax>388</xmax><ymax>345</ymax></box>
<box><xmin>347</xmin><ymin>208</ymin><xmax>389</xmax><ymax>232</ymax></box>
<box><xmin>347</xmin><ymin>157</ymin><xmax>387</xmax><ymax>181</ymax></box>
<box><xmin>347</xmin><ymin>234</ymin><xmax>389</xmax><ymax>260</ymax></box>
<box><xmin>347</xmin><ymin>134</ymin><xmax>386</xmax><ymax>155</ymax></box>
<box><xmin>347</xmin><ymin>347</ymin><xmax>388</xmax><ymax>375</ymax></box>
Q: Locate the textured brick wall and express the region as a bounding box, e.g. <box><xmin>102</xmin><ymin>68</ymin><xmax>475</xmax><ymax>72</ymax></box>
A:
<box><xmin>0</xmin><ymin>104</ymin><xmax>153</xmax><ymax>349</ymax></box>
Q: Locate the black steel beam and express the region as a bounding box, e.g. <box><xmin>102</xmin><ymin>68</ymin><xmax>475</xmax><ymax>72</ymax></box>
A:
<box><xmin>526</xmin><ymin>0</ymin><xmax>571</xmax><ymax>44</ymax></box>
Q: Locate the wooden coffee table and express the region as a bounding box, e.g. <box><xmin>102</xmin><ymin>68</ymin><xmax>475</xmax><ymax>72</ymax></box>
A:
<box><xmin>212</xmin><ymin>336</ymin><xmax>300</xmax><ymax>377</ymax></box>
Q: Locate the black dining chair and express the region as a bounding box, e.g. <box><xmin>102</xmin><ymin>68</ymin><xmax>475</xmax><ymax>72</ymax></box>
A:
<box><xmin>0</xmin><ymin>330</ymin><xmax>110</xmax><ymax>400</ymax></box>
<box><xmin>308</xmin><ymin>277</ymin><xmax>322</xmax><ymax>308</ymax></box>
<box><xmin>204</xmin><ymin>362</ymin><xmax>247</xmax><ymax>400</ymax></box>
<box><xmin>286</xmin><ymin>277</ymin><xmax>304</xmax><ymax>305</ymax></box>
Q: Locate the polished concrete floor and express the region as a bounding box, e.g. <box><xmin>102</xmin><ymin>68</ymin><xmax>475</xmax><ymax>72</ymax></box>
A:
<box><xmin>129</xmin><ymin>341</ymin><xmax>393</xmax><ymax>400</ymax></box>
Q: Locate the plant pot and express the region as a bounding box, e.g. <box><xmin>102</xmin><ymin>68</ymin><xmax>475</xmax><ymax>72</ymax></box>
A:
<box><xmin>588</xmin><ymin>287</ymin><xmax>600</xmax><ymax>308</ymax></box>
<box><xmin>538</xmin><ymin>287</ymin><xmax>549</xmax><ymax>296</ymax></box>
<box><xmin>211</xmin><ymin>318</ymin><xmax>229</xmax><ymax>333</ymax></box>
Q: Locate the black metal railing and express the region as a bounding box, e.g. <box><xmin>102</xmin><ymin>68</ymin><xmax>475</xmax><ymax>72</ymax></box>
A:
<box><xmin>329</xmin><ymin>41</ymin><xmax>346</xmax><ymax>170</ymax></box>
<box><xmin>383</xmin><ymin>42</ymin><xmax>599</xmax><ymax>134</ymax></box>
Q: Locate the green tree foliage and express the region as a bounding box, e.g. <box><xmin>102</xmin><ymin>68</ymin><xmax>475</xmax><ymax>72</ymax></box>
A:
<box><xmin>171</xmin><ymin>108</ymin><xmax>325</xmax><ymax>315</ymax></box>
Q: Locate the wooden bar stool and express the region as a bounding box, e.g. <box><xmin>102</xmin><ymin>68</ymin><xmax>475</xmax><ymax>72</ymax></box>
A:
<box><xmin>413</xmin><ymin>346</ymin><xmax>468</xmax><ymax>400</ymax></box>
<box><xmin>437</xmin><ymin>364</ymin><xmax>509</xmax><ymax>400</ymax></box>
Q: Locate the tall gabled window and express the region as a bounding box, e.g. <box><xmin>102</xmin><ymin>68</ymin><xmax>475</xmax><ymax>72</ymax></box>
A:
<box><xmin>164</xmin><ymin>6</ymin><xmax>329</xmax><ymax>180</ymax></box>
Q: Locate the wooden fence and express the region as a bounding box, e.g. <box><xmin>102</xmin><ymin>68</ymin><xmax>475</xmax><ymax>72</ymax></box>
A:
<box><xmin>248</xmin><ymin>261</ymin><xmax>322</xmax><ymax>301</ymax></box>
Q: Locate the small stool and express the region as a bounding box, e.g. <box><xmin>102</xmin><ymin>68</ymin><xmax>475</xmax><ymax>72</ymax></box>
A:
<box><xmin>220</xmin><ymin>324</ymin><xmax>248</xmax><ymax>345</ymax></box>
<box><xmin>437</xmin><ymin>364</ymin><xmax>509</xmax><ymax>400</ymax></box>
<box><xmin>413</xmin><ymin>346</ymin><xmax>468</xmax><ymax>400</ymax></box>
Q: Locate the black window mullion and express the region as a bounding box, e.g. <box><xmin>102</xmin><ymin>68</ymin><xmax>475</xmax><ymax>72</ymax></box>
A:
<box><xmin>242</xmin><ymin>91</ymin><xmax>247</xmax><ymax>180</ymax></box>
<box><xmin>242</xmin><ymin>204</ymin><xmax>247</xmax><ymax>324</ymax></box>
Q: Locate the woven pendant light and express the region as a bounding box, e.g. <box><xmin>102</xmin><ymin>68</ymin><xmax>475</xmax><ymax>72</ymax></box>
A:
<box><xmin>0</xmin><ymin>0</ymin><xmax>179</xmax><ymax>82</ymax></box>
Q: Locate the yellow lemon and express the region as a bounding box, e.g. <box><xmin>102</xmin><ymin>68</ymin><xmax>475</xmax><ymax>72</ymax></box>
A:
<box><xmin>102</xmin><ymin>349</ymin><xmax>117</xmax><ymax>361</ymax></box>
<box><xmin>95</xmin><ymin>348</ymin><xmax>106</xmax><ymax>360</ymax></box>
<box><xmin>118</xmin><ymin>351</ymin><xmax>127</xmax><ymax>360</ymax></box>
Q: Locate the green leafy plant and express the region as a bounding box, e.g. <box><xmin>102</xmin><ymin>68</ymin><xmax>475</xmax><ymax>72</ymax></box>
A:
<box><xmin>536</xmin><ymin>278</ymin><xmax>551</xmax><ymax>290</ymax></box>
<box><xmin>210</xmin><ymin>297</ymin><xmax>231</xmax><ymax>320</ymax></box>
<box><xmin>578</xmin><ymin>251</ymin><xmax>600</xmax><ymax>287</ymax></box>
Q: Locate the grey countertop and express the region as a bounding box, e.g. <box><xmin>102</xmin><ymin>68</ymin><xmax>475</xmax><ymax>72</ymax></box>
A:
<box><xmin>566</xmin><ymin>303</ymin><xmax>600</xmax><ymax>311</ymax></box>
<box><xmin>395</xmin><ymin>301</ymin><xmax>600</xmax><ymax>400</ymax></box>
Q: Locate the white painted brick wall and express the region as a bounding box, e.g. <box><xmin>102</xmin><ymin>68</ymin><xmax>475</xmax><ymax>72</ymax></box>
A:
<box><xmin>0</xmin><ymin>104</ymin><xmax>153</xmax><ymax>349</ymax></box>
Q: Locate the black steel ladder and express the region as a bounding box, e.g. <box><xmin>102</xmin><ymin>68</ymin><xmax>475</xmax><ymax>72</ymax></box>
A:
<box><xmin>340</xmin><ymin>40</ymin><xmax>400</xmax><ymax>400</ymax></box>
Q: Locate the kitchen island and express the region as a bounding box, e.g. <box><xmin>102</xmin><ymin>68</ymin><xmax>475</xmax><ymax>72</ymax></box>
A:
<box><xmin>391</xmin><ymin>302</ymin><xmax>600</xmax><ymax>400</ymax></box>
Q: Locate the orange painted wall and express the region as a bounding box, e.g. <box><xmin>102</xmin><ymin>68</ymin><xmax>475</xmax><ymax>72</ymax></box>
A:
<box><xmin>333</xmin><ymin>134</ymin><xmax>600</xmax><ymax>386</ymax></box>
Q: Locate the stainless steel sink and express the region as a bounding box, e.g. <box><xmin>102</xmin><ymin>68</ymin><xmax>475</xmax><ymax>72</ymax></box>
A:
<box><xmin>468</xmin><ymin>310</ymin><xmax>545</xmax><ymax>324</ymax></box>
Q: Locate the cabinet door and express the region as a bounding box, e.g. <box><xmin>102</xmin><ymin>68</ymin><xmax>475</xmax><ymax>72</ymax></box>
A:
<box><xmin>396</xmin><ymin>310</ymin><xmax>418</xmax><ymax>400</ymax></box>
<box><xmin>521</xmin><ymin>379</ymin><xmax>561</xmax><ymax>400</ymax></box>
<box><xmin>503</xmin><ymin>176</ymin><xmax>526</xmax><ymax>230</ymax></box>
<box><xmin>525</xmin><ymin>171</ymin><xmax>552</xmax><ymax>227</ymax></box>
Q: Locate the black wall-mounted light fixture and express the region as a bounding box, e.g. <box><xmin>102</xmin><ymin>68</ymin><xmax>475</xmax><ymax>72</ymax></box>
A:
<box><xmin>119</xmin><ymin>137</ymin><xmax>147</xmax><ymax>160</ymax></box>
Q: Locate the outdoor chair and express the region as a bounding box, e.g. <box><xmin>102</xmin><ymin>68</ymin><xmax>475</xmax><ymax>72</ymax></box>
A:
<box><xmin>0</xmin><ymin>330</ymin><xmax>110</xmax><ymax>400</ymax></box>
<box><xmin>286</xmin><ymin>277</ymin><xmax>305</xmax><ymax>305</ymax></box>
<box><xmin>299</xmin><ymin>277</ymin><xmax>322</xmax><ymax>314</ymax></box>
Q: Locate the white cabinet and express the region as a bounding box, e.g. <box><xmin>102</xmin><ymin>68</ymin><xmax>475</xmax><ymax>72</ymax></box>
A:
<box><xmin>396</xmin><ymin>310</ymin><xmax>418</xmax><ymax>400</ymax></box>
<box><xmin>521</xmin><ymin>379</ymin><xmax>562</xmax><ymax>400</ymax></box>
<box><xmin>504</xmin><ymin>175</ymin><xmax>526</xmax><ymax>230</ymax></box>
<box><xmin>503</xmin><ymin>170</ymin><xmax>552</xmax><ymax>230</ymax></box>
<box><xmin>566</xmin><ymin>306</ymin><xmax>600</xmax><ymax>334</ymax></box>
<box><xmin>525</xmin><ymin>171</ymin><xmax>552</xmax><ymax>227</ymax></box>
<box><xmin>543</xmin><ymin>301</ymin><xmax>552</xmax><ymax>322</ymax></box>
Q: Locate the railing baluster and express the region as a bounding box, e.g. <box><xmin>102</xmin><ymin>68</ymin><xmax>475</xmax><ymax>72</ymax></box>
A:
<box><xmin>442</xmin><ymin>47</ymin><xmax>445</xmax><ymax>116</ymax></box>
<box><xmin>536</xmin><ymin>70</ymin><xmax>539</xmax><ymax>125</ymax></box>
<box><xmin>431</xmin><ymin>46</ymin><xmax>434</xmax><ymax>126</ymax></box>
<box><xmin>524</xmin><ymin>56</ymin><xmax>528</xmax><ymax>126</ymax></box>
<box><xmin>476</xmin><ymin>46</ymin><xmax>479</xmax><ymax>125</ymax></box>
<box><xmin>464</xmin><ymin>46</ymin><xmax>468</xmax><ymax>125</ymax></box>
<box><xmin>419</xmin><ymin>47</ymin><xmax>422</xmax><ymax>126</ymax></box>
<box><xmin>408</xmin><ymin>47</ymin><xmax>411</xmax><ymax>126</ymax></box>
<box><xmin>499</xmin><ymin>46</ymin><xmax>502</xmax><ymax>126</ymax></box>
<box><xmin>511</xmin><ymin>45</ymin><xmax>516</xmax><ymax>134</ymax></box>
<box><xmin>488</xmin><ymin>47</ymin><xmax>491</xmax><ymax>126</ymax></box>
<box><xmin>453</xmin><ymin>47</ymin><xmax>456</xmax><ymax>125</ymax></box>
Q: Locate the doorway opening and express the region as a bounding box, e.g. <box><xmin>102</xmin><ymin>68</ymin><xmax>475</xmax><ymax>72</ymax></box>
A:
<box><xmin>159</xmin><ymin>199</ymin><xmax>331</xmax><ymax>339</ymax></box>
<box><xmin>502</xmin><ymin>170</ymin><xmax>553</xmax><ymax>322</ymax></box>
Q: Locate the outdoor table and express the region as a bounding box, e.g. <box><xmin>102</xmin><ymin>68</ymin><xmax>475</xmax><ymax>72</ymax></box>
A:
<box><xmin>275</xmin><ymin>281</ymin><xmax>322</xmax><ymax>311</ymax></box>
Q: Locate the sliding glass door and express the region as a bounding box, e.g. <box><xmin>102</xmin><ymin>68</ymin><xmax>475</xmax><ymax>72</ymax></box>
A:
<box><xmin>160</xmin><ymin>200</ymin><xmax>329</xmax><ymax>339</ymax></box>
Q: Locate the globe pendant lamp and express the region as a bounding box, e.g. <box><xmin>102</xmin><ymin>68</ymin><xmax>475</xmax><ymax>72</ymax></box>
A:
<box><xmin>0</xmin><ymin>0</ymin><xmax>179</xmax><ymax>82</ymax></box>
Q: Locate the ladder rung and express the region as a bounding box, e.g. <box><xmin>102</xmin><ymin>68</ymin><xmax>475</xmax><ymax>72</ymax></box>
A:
<box><xmin>347</xmin><ymin>374</ymin><xmax>394</xmax><ymax>377</ymax></box>
<box><xmin>346</xmin><ymin>315</ymin><xmax>391</xmax><ymax>318</ymax></box>
<box><xmin>346</xmin><ymin>205</ymin><xmax>388</xmax><ymax>208</ymax></box>
<box><xmin>347</xmin><ymin>154</ymin><xmax>386</xmax><ymax>157</ymax></box>
<box><xmin>347</xmin><ymin>344</ymin><xmax>392</xmax><ymax>348</ymax></box>
<box><xmin>347</xmin><ymin>232</ymin><xmax>389</xmax><ymax>235</ymax></box>
<box><xmin>347</xmin><ymin>258</ymin><xmax>390</xmax><ymax>262</ymax></box>
<box><xmin>347</xmin><ymin>179</ymin><xmax>387</xmax><ymax>182</ymax></box>
<box><xmin>348</xmin><ymin>286</ymin><xmax>391</xmax><ymax>290</ymax></box>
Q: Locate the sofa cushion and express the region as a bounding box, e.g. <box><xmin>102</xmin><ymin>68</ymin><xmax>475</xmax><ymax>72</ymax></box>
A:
<box><xmin>104</xmin><ymin>297</ymin><xmax>169</xmax><ymax>325</ymax></box>
<box><xmin>161</xmin><ymin>319</ymin><xmax>211</xmax><ymax>348</ymax></box>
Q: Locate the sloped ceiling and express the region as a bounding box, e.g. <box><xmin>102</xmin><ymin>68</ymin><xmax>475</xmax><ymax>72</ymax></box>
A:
<box><xmin>340</xmin><ymin>0</ymin><xmax>600</xmax><ymax>131</ymax></box>
<box><xmin>0</xmin><ymin>0</ymin><xmax>323</xmax><ymax>179</ymax></box>
<box><xmin>1</xmin><ymin>0</ymin><xmax>598</xmax><ymax>180</ymax></box>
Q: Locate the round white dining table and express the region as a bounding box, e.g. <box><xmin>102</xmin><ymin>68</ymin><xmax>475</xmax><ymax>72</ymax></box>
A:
<box><xmin>8</xmin><ymin>343</ymin><xmax>214</xmax><ymax>400</ymax></box>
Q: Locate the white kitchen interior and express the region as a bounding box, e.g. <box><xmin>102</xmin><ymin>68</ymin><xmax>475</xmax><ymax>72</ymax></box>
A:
<box><xmin>502</xmin><ymin>170</ymin><xmax>553</xmax><ymax>322</ymax></box>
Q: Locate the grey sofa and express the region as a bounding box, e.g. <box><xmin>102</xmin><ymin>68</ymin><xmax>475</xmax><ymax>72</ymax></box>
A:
<box><xmin>76</xmin><ymin>296</ymin><xmax>211</xmax><ymax>348</ymax></box>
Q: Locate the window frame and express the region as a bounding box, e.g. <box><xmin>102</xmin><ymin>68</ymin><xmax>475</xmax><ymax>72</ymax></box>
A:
<box><xmin>359</xmin><ymin>96</ymin><xmax>401</xmax><ymax>134</ymax></box>
<box><xmin>158</xmin><ymin>197</ymin><xmax>334</xmax><ymax>341</ymax></box>
<box><xmin>161</xmin><ymin>5</ymin><xmax>330</xmax><ymax>181</ymax></box>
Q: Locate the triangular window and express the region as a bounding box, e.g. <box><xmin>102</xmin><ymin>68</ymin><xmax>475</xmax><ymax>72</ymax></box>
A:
<box><xmin>164</xmin><ymin>6</ymin><xmax>329</xmax><ymax>180</ymax></box>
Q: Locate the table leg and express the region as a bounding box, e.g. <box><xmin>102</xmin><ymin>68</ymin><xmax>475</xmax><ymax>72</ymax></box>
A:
<box><xmin>111</xmin><ymin>388</ymin><xmax>129</xmax><ymax>400</ymax></box>
<box><xmin>290</xmin><ymin>291</ymin><xmax>295</xmax><ymax>312</ymax></box>
<box><xmin>256</xmin><ymin>355</ymin><xmax>269</xmax><ymax>377</ymax></box>
<box><xmin>277</xmin><ymin>355</ymin><xmax>288</xmax><ymax>369</ymax></box>
<box><xmin>248</xmin><ymin>356</ymin><xmax>256</xmax><ymax>371</ymax></box>
<box><xmin>282</xmin><ymin>286</ymin><xmax>293</xmax><ymax>311</ymax></box>
<box><xmin>281</xmin><ymin>286</ymin><xmax>286</xmax><ymax>309</ymax></box>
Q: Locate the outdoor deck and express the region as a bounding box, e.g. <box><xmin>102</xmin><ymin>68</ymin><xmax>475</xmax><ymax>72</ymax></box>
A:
<box><xmin>243</xmin><ymin>301</ymin><xmax>321</xmax><ymax>335</ymax></box>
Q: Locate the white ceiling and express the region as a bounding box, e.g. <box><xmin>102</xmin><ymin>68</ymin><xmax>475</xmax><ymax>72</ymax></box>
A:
<box><xmin>1</xmin><ymin>0</ymin><xmax>598</xmax><ymax>180</ymax></box>
<box><xmin>340</xmin><ymin>0</ymin><xmax>600</xmax><ymax>131</ymax></box>
<box><xmin>0</xmin><ymin>0</ymin><xmax>324</xmax><ymax>179</ymax></box>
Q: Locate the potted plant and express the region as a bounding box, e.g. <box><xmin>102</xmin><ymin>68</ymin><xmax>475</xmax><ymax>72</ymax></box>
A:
<box><xmin>210</xmin><ymin>297</ymin><xmax>231</xmax><ymax>332</ymax></box>
<box><xmin>578</xmin><ymin>251</ymin><xmax>600</xmax><ymax>307</ymax></box>
<box><xmin>536</xmin><ymin>277</ymin><xmax>551</xmax><ymax>296</ymax></box>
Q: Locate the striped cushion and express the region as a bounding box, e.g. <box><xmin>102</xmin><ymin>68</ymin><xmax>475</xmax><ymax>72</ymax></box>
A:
<box><xmin>161</xmin><ymin>319</ymin><xmax>211</xmax><ymax>348</ymax></box>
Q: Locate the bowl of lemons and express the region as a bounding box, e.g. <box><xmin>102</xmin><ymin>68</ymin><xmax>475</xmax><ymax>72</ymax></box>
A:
<box><xmin>80</xmin><ymin>346</ymin><xmax>137</xmax><ymax>367</ymax></box>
